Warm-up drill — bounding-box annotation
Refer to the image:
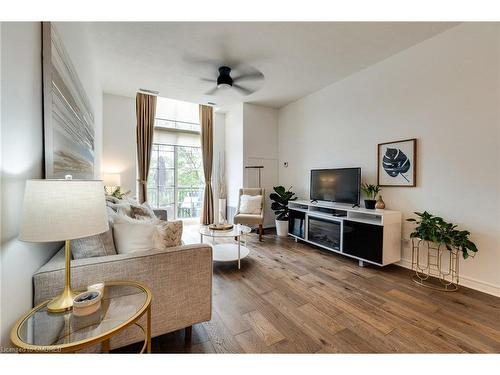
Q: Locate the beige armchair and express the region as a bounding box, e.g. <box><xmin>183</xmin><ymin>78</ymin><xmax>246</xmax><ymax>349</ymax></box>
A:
<box><xmin>233</xmin><ymin>188</ymin><xmax>265</xmax><ymax>241</ymax></box>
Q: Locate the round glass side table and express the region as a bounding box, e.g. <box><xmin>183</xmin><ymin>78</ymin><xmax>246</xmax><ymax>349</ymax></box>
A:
<box><xmin>10</xmin><ymin>281</ymin><xmax>152</xmax><ymax>353</ymax></box>
<box><xmin>200</xmin><ymin>224</ymin><xmax>252</xmax><ymax>269</ymax></box>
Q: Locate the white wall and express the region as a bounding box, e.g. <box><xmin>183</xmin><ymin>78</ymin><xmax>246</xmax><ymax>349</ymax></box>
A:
<box><xmin>278</xmin><ymin>23</ymin><xmax>500</xmax><ymax>296</ymax></box>
<box><xmin>243</xmin><ymin>103</ymin><xmax>279</xmax><ymax>227</ymax></box>
<box><xmin>0</xmin><ymin>22</ymin><xmax>59</xmax><ymax>347</ymax></box>
<box><xmin>224</xmin><ymin>104</ymin><xmax>244</xmax><ymax>210</ymax></box>
<box><xmin>0</xmin><ymin>22</ymin><xmax>103</xmax><ymax>346</ymax></box>
<box><xmin>102</xmin><ymin>94</ymin><xmax>137</xmax><ymax>196</ymax></box>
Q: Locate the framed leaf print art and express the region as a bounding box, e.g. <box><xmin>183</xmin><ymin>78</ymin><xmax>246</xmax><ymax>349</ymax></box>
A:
<box><xmin>377</xmin><ymin>138</ymin><xmax>417</xmax><ymax>187</ymax></box>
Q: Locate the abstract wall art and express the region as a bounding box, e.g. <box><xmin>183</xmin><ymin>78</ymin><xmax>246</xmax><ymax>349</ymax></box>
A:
<box><xmin>42</xmin><ymin>22</ymin><xmax>95</xmax><ymax>179</ymax></box>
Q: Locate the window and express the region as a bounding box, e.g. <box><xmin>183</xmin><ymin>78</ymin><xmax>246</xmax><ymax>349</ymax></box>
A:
<box><xmin>147</xmin><ymin>97</ymin><xmax>204</xmax><ymax>220</ymax></box>
<box><xmin>154</xmin><ymin>96</ymin><xmax>200</xmax><ymax>133</ymax></box>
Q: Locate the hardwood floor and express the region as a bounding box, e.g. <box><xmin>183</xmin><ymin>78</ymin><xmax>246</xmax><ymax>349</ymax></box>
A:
<box><xmin>117</xmin><ymin>224</ymin><xmax>500</xmax><ymax>353</ymax></box>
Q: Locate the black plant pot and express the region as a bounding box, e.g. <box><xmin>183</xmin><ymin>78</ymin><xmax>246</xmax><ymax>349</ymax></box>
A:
<box><xmin>364</xmin><ymin>199</ymin><xmax>376</xmax><ymax>209</ymax></box>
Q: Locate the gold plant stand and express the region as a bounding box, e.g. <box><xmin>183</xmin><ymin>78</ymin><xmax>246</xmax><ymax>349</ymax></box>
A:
<box><xmin>411</xmin><ymin>239</ymin><xmax>459</xmax><ymax>292</ymax></box>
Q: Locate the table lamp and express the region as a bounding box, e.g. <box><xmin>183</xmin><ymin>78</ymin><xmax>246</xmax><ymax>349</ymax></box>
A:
<box><xmin>19</xmin><ymin>178</ymin><xmax>109</xmax><ymax>313</ymax></box>
<box><xmin>102</xmin><ymin>173</ymin><xmax>121</xmax><ymax>195</ymax></box>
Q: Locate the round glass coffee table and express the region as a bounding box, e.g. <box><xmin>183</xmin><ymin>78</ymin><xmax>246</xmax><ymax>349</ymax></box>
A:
<box><xmin>200</xmin><ymin>224</ymin><xmax>251</xmax><ymax>269</ymax></box>
<box><xmin>10</xmin><ymin>281</ymin><xmax>152</xmax><ymax>353</ymax></box>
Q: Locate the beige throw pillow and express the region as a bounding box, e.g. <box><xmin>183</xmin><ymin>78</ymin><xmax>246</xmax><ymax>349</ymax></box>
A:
<box><xmin>154</xmin><ymin>220</ymin><xmax>183</xmax><ymax>249</ymax></box>
<box><xmin>113</xmin><ymin>216</ymin><xmax>157</xmax><ymax>254</ymax></box>
<box><xmin>113</xmin><ymin>214</ymin><xmax>182</xmax><ymax>254</ymax></box>
<box><xmin>239</xmin><ymin>194</ymin><xmax>262</xmax><ymax>214</ymax></box>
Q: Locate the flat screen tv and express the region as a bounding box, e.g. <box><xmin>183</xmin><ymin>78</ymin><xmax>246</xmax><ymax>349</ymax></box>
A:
<box><xmin>310</xmin><ymin>168</ymin><xmax>361</xmax><ymax>205</ymax></box>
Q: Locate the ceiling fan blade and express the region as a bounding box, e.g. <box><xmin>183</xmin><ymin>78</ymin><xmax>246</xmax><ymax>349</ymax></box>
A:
<box><xmin>233</xmin><ymin>72</ymin><xmax>264</xmax><ymax>83</ymax></box>
<box><xmin>200</xmin><ymin>78</ymin><xmax>217</xmax><ymax>83</ymax></box>
<box><xmin>204</xmin><ymin>86</ymin><xmax>219</xmax><ymax>96</ymax></box>
<box><xmin>232</xmin><ymin>84</ymin><xmax>254</xmax><ymax>96</ymax></box>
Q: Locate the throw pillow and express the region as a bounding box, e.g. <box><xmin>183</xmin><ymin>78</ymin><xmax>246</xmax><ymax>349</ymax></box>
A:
<box><xmin>113</xmin><ymin>216</ymin><xmax>157</xmax><ymax>254</ymax></box>
<box><xmin>106</xmin><ymin>201</ymin><xmax>133</xmax><ymax>217</ymax></box>
<box><xmin>239</xmin><ymin>194</ymin><xmax>262</xmax><ymax>214</ymax></box>
<box><xmin>71</xmin><ymin>229</ymin><xmax>117</xmax><ymax>259</ymax></box>
<box><xmin>154</xmin><ymin>220</ymin><xmax>183</xmax><ymax>249</ymax></box>
<box><xmin>130</xmin><ymin>203</ymin><xmax>156</xmax><ymax>220</ymax></box>
<box><xmin>105</xmin><ymin>196</ymin><xmax>121</xmax><ymax>204</ymax></box>
<box><xmin>106</xmin><ymin>206</ymin><xmax>119</xmax><ymax>226</ymax></box>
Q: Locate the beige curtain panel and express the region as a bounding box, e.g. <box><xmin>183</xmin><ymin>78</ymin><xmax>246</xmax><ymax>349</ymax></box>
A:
<box><xmin>136</xmin><ymin>93</ymin><xmax>157</xmax><ymax>203</ymax></box>
<box><xmin>200</xmin><ymin>105</ymin><xmax>214</xmax><ymax>225</ymax></box>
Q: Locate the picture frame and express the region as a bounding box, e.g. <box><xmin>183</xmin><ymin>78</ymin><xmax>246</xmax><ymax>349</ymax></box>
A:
<box><xmin>377</xmin><ymin>138</ymin><xmax>417</xmax><ymax>187</ymax></box>
<box><xmin>42</xmin><ymin>22</ymin><xmax>95</xmax><ymax>179</ymax></box>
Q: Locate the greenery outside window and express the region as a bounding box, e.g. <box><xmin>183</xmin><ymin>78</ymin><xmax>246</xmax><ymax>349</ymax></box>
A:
<box><xmin>148</xmin><ymin>143</ymin><xmax>204</xmax><ymax>219</ymax></box>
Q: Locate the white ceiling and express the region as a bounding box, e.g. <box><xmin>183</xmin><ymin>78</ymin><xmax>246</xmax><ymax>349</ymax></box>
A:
<box><xmin>87</xmin><ymin>22</ymin><xmax>459</xmax><ymax>110</ymax></box>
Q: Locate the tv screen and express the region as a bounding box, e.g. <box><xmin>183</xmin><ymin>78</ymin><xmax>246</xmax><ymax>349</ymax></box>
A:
<box><xmin>310</xmin><ymin>168</ymin><xmax>361</xmax><ymax>205</ymax></box>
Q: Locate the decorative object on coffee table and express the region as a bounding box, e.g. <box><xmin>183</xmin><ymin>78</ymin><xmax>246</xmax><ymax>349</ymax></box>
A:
<box><xmin>19</xmin><ymin>176</ymin><xmax>108</xmax><ymax>312</ymax></box>
<box><xmin>10</xmin><ymin>281</ymin><xmax>152</xmax><ymax>353</ymax></box>
<box><xmin>407</xmin><ymin>211</ymin><xmax>478</xmax><ymax>291</ymax></box>
<box><xmin>361</xmin><ymin>183</ymin><xmax>380</xmax><ymax>209</ymax></box>
<box><xmin>378</xmin><ymin>138</ymin><xmax>416</xmax><ymax>187</ymax></box>
<box><xmin>208</xmin><ymin>223</ymin><xmax>233</xmax><ymax>231</ymax></box>
<box><xmin>270</xmin><ymin>185</ymin><xmax>297</xmax><ymax>237</ymax></box>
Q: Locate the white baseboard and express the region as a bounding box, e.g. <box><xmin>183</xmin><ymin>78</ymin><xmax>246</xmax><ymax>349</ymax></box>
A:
<box><xmin>396</xmin><ymin>258</ymin><xmax>500</xmax><ymax>297</ymax></box>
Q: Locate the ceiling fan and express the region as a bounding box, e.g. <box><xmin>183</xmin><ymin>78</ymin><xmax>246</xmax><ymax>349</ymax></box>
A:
<box><xmin>202</xmin><ymin>66</ymin><xmax>264</xmax><ymax>96</ymax></box>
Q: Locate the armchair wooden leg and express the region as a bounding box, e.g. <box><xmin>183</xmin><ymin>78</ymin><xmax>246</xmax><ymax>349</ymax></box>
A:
<box><xmin>185</xmin><ymin>326</ymin><xmax>192</xmax><ymax>344</ymax></box>
<box><xmin>259</xmin><ymin>224</ymin><xmax>263</xmax><ymax>242</ymax></box>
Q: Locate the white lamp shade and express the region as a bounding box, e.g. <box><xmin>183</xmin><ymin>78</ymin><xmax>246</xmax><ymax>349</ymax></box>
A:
<box><xmin>102</xmin><ymin>173</ymin><xmax>121</xmax><ymax>187</ymax></box>
<box><xmin>19</xmin><ymin>180</ymin><xmax>109</xmax><ymax>242</ymax></box>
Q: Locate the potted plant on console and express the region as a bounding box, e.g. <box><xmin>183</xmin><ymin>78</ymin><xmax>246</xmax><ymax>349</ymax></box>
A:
<box><xmin>270</xmin><ymin>186</ymin><xmax>297</xmax><ymax>237</ymax></box>
<box><xmin>361</xmin><ymin>183</ymin><xmax>381</xmax><ymax>209</ymax></box>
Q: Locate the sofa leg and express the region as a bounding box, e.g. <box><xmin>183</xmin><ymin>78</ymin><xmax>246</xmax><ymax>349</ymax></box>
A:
<box><xmin>185</xmin><ymin>326</ymin><xmax>192</xmax><ymax>344</ymax></box>
<box><xmin>259</xmin><ymin>224</ymin><xmax>263</xmax><ymax>242</ymax></box>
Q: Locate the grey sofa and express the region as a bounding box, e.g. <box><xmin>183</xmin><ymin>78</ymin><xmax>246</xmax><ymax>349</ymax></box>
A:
<box><xmin>33</xmin><ymin>208</ymin><xmax>213</xmax><ymax>351</ymax></box>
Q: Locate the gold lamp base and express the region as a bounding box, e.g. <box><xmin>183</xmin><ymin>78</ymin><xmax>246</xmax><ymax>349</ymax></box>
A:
<box><xmin>47</xmin><ymin>286</ymin><xmax>77</xmax><ymax>313</ymax></box>
<box><xmin>47</xmin><ymin>240</ymin><xmax>77</xmax><ymax>313</ymax></box>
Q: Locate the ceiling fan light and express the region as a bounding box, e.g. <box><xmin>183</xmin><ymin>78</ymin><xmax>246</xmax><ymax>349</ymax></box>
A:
<box><xmin>217</xmin><ymin>83</ymin><xmax>232</xmax><ymax>89</ymax></box>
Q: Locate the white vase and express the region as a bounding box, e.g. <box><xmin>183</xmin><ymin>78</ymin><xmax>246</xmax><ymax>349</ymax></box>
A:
<box><xmin>218</xmin><ymin>198</ymin><xmax>227</xmax><ymax>224</ymax></box>
<box><xmin>275</xmin><ymin>219</ymin><xmax>289</xmax><ymax>237</ymax></box>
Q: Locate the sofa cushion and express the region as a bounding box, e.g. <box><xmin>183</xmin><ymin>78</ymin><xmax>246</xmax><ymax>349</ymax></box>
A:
<box><xmin>130</xmin><ymin>202</ymin><xmax>156</xmax><ymax>220</ymax></box>
<box><xmin>106</xmin><ymin>201</ymin><xmax>133</xmax><ymax>217</ymax></box>
<box><xmin>71</xmin><ymin>229</ymin><xmax>117</xmax><ymax>259</ymax></box>
<box><xmin>113</xmin><ymin>216</ymin><xmax>157</xmax><ymax>254</ymax></box>
<box><xmin>239</xmin><ymin>194</ymin><xmax>262</xmax><ymax>214</ymax></box>
<box><xmin>154</xmin><ymin>220</ymin><xmax>183</xmax><ymax>249</ymax></box>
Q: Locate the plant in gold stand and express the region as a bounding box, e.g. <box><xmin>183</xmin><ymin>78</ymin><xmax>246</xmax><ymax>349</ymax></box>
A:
<box><xmin>407</xmin><ymin>211</ymin><xmax>478</xmax><ymax>291</ymax></box>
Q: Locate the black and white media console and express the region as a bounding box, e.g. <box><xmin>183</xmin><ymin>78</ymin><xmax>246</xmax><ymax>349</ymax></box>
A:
<box><xmin>288</xmin><ymin>200</ymin><xmax>402</xmax><ymax>266</ymax></box>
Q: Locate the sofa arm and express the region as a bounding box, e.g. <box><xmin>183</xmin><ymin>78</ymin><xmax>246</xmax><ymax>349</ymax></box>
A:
<box><xmin>33</xmin><ymin>244</ymin><xmax>213</xmax><ymax>348</ymax></box>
